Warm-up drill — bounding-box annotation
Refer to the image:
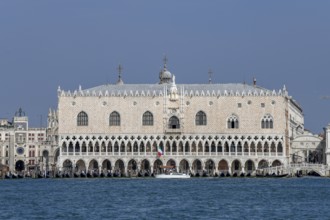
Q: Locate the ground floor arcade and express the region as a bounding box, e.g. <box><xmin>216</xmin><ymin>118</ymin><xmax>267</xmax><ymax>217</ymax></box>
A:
<box><xmin>58</xmin><ymin>156</ymin><xmax>286</xmax><ymax>177</ymax></box>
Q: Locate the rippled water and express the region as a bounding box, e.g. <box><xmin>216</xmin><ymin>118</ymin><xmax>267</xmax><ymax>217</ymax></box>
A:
<box><xmin>1</xmin><ymin>177</ymin><xmax>330</xmax><ymax>219</ymax></box>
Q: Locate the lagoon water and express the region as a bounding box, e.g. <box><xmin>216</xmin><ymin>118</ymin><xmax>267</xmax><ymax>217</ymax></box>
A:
<box><xmin>0</xmin><ymin>177</ymin><xmax>330</xmax><ymax>220</ymax></box>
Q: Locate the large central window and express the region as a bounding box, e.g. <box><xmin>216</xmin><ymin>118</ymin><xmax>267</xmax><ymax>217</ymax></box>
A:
<box><xmin>109</xmin><ymin>111</ymin><xmax>120</xmax><ymax>126</ymax></box>
<box><xmin>169</xmin><ymin>116</ymin><xmax>180</xmax><ymax>129</ymax></box>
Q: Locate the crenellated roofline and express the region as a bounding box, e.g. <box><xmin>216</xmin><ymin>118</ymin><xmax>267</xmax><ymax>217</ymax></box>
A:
<box><xmin>57</xmin><ymin>83</ymin><xmax>289</xmax><ymax>98</ymax></box>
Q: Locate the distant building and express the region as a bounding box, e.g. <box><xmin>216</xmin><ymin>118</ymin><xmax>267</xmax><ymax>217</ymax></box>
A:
<box><xmin>55</xmin><ymin>59</ymin><xmax>317</xmax><ymax>176</ymax></box>
<box><xmin>0</xmin><ymin>108</ymin><xmax>58</xmax><ymax>176</ymax></box>
<box><xmin>291</xmin><ymin>130</ymin><xmax>325</xmax><ymax>164</ymax></box>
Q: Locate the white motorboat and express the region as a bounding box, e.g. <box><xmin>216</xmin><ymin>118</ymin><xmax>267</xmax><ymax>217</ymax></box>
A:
<box><xmin>155</xmin><ymin>172</ymin><xmax>190</xmax><ymax>179</ymax></box>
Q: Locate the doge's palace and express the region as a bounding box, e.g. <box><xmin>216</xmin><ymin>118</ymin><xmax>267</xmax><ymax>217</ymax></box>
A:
<box><xmin>57</xmin><ymin>60</ymin><xmax>304</xmax><ymax>177</ymax></box>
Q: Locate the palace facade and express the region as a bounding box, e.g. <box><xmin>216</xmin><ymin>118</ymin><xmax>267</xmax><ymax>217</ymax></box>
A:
<box><xmin>56</xmin><ymin>62</ymin><xmax>307</xmax><ymax>176</ymax></box>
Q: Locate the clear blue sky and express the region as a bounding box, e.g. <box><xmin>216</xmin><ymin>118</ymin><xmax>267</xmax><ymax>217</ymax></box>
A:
<box><xmin>0</xmin><ymin>1</ymin><xmax>329</xmax><ymax>133</ymax></box>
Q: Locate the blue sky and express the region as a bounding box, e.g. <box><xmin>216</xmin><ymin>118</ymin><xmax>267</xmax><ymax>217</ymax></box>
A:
<box><xmin>0</xmin><ymin>1</ymin><xmax>329</xmax><ymax>133</ymax></box>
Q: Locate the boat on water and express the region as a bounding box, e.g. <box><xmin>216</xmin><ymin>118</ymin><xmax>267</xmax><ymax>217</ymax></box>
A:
<box><xmin>155</xmin><ymin>172</ymin><xmax>190</xmax><ymax>179</ymax></box>
<box><xmin>256</xmin><ymin>173</ymin><xmax>288</xmax><ymax>178</ymax></box>
<box><xmin>155</xmin><ymin>165</ymin><xmax>190</xmax><ymax>179</ymax></box>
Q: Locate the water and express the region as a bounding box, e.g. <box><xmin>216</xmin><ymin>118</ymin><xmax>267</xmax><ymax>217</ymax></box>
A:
<box><xmin>1</xmin><ymin>177</ymin><xmax>330</xmax><ymax>220</ymax></box>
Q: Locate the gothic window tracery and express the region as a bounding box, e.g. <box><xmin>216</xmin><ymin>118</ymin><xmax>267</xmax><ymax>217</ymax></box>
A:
<box><xmin>227</xmin><ymin>114</ymin><xmax>239</xmax><ymax>129</ymax></box>
<box><xmin>261</xmin><ymin>114</ymin><xmax>274</xmax><ymax>129</ymax></box>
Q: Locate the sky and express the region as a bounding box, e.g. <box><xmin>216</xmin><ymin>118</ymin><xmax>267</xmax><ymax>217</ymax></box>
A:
<box><xmin>0</xmin><ymin>1</ymin><xmax>329</xmax><ymax>133</ymax></box>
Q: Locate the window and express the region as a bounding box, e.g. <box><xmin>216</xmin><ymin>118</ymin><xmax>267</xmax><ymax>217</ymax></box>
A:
<box><xmin>227</xmin><ymin>115</ymin><xmax>239</xmax><ymax>129</ymax></box>
<box><xmin>261</xmin><ymin>114</ymin><xmax>273</xmax><ymax>129</ymax></box>
<box><xmin>195</xmin><ymin>111</ymin><xmax>207</xmax><ymax>126</ymax></box>
<box><xmin>169</xmin><ymin>116</ymin><xmax>180</xmax><ymax>129</ymax></box>
<box><xmin>143</xmin><ymin>111</ymin><xmax>154</xmax><ymax>126</ymax></box>
<box><xmin>238</xmin><ymin>103</ymin><xmax>242</xmax><ymax>108</ymax></box>
<box><xmin>261</xmin><ymin>103</ymin><xmax>265</xmax><ymax>108</ymax></box>
<box><xmin>110</xmin><ymin>111</ymin><xmax>120</xmax><ymax>126</ymax></box>
<box><xmin>77</xmin><ymin>111</ymin><xmax>88</xmax><ymax>126</ymax></box>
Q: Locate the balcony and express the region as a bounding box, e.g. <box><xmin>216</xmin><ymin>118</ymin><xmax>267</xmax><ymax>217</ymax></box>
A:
<box><xmin>165</xmin><ymin>128</ymin><xmax>182</xmax><ymax>134</ymax></box>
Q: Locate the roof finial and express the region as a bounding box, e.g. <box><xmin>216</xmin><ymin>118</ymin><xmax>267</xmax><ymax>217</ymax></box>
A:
<box><xmin>116</xmin><ymin>64</ymin><xmax>124</xmax><ymax>85</ymax></box>
<box><xmin>208</xmin><ymin>69</ymin><xmax>213</xmax><ymax>84</ymax></box>
<box><xmin>253</xmin><ymin>77</ymin><xmax>257</xmax><ymax>87</ymax></box>
<box><xmin>163</xmin><ymin>55</ymin><xmax>168</xmax><ymax>69</ymax></box>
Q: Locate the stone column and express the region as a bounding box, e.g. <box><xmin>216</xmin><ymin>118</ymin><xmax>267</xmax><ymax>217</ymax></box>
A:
<box><xmin>325</xmin><ymin>125</ymin><xmax>330</xmax><ymax>166</ymax></box>
<box><xmin>228</xmin><ymin>165</ymin><xmax>232</xmax><ymax>175</ymax></box>
<box><xmin>241</xmin><ymin>166</ymin><xmax>245</xmax><ymax>175</ymax></box>
<box><xmin>8</xmin><ymin>133</ymin><xmax>15</xmax><ymax>171</ymax></box>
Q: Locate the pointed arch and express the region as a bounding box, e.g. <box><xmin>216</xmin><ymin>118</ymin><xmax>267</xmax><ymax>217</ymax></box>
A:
<box><xmin>76</xmin><ymin>159</ymin><xmax>86</xmax><ymax>172</ymax></box>
<box><xmin>166</xmin><ymin>159</ymin><xmax>176</xmax><ymax>167</ymax></box>
<box><xmin>231</xmin><ymin>160</ymin><xmax>242</xmax><ymax>174</ymax></box>
<box><xmin>272</xmin><ymin>160</ymin><xmax>282</xmax><ymax>167</ymax></box>
<box><xmin>153</xmin><ymin>159</ymin><xmax>163</xmax><ymax>174</ymax></box>
<box><xmin>179</xmin><ymin>159</ymin><xmax>190</xmax><ymax>173</ymax></box>
<box><xmin>192</xmin><ymin>159</ymin><xmax>202</xmax><ymax>173</ymax></box>
<box><xmin>184</xmin><ymin>142</ymin><xmax>190</xmax><ymax>153</ymax></box>
<box><xmin>258</xmin><ymin>160</ymin><xmax>268</xmax><ymax>169</ymax></box>
<box><xmin>88</xmin><ymin>159</ymin><xmax>98</xmax><ymax>170</ymax></box>
<box><xmin>261</xmin><ymin>114</ymin><xmax>274</xmax><ymax>129</ymax></box>
<box><xmin>146</xmin><ymin>141</ymin><xmax>151</xmax><ymax>153</ymax></box>
<box><xmin>277</xmin><ymin>142</ymin><xmax>283</xmax><ymax>153</ymax></box>
<box><xmin>169</xmin><ymin>116</ymin><xmax>180</xmax><ymax>129</ymax></box>
<box><xmin>218</xmin><ymin>160</ymin><xmax>229</xmax><ymax>172</ymax></box>
<box><xmin>101</xmin><ymin>159</ymin><xmax>111</xmax><ymax>171</ymax></box>
<box><xmin>245</xmin><ymin>160</ymin><xmax>255</xmax><ymax>173</ymax></box>
<box><xmin>227</xmin><ymin>114</ymin><xmax>239</xmax><ymax>129</ymax></box>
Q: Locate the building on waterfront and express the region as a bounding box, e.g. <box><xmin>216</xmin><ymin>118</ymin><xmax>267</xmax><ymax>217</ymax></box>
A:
<box><xmin>291</xmin><ymin>130</ymin><xmax>325</xmax><ymax>164</ymax></box>
<box><xmin>56</xmin><ymin>59</ymin><xmax>318</xmax><ymax>177</ymax></box>
<box><xmin>0</xmin><ymin>108</ymin><xmax>58</xmax><ymax>176</ymax></box>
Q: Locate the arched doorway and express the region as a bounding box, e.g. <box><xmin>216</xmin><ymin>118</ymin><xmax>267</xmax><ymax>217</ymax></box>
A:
<box><xmin>127</xmin><ymin>159</ymin><xmax>137</xmax><ymax>175</ymax></box>
<box><xmin>245</xmin><ymin>160</ymin><xmax>255</xmax><ymax>173</ymax></box>
<box><xmin>88</xmin><ymin>159</ymin><xmax>98</xmax><ymax>171</ymax></box>
<box><xmin>272</xmin><ymin>160</ymin><xmax>281</xmax><ymax>167</ymax></box>
<box><xmin>76</xmin><ymin>160</ymin><xmax>86</xmax><ymax>172</ymax></box>
<box><xmin>205</xmin><ymin>159</ymin><xmax>215</xmax><ymax>175</ymax></box>
<box><xmin>102</xmin><ymin>159</ymin><xmax>112</xmax><ymax>171</ymax></box>
<box><xmin>192</xmin><ymin>159</ymin><xmax>202</xmax><ymax>174</ymax></box>
<box><xmin>140</xmin><ymin>159</ymin><xmax>150</xmax><ymax>176</ymax></box>
<box><xmin>218</xmin><ymin>160</ymin><xmax>228</xmax><ymax>173</ymax></box>
<box><xmin>114</xmin><ymin>159</ymin><xmax>125</xmax><ymax>176</ymax></box>
<box><xmin>141</xmin><ymin>159</ymin><xmax>150</xmax><ymax>172</ymax></box>
<box><xmin>166</xmin><ymin>159</ymin><xmax>176</xmax><ymax>167</ymax></box>
<box><xmin>179</xmin><ymin>159</ymin><xmax>189</xmax><ymax>173</ymax></box>
<box><xmin>62</xmin><ymin>159</ymin><xmax>73</xmax><ymax>172</ymax></box>
<box><xmin>258</xmin><ymin>160</ymin><xmax>268</xmax><ymax>169</ymax></box>
<box><xmin>153</xmin><ymin>159</ymin><xmax>163</xmax><ymax>174</ymax></box>
<box><xmin>231</xmin><ymin>160</ymin><xmax>242</xmax><ymax>175</ymax></box>
<box><xmin>15</xmin><ymin>160</ymin><xmax>25</xmax><ymax>172</ymax></box>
